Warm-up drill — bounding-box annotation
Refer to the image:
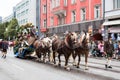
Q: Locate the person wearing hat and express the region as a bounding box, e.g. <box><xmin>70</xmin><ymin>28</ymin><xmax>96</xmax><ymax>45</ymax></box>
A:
<box><xmin>104</xmin><ymin>36</ymin><xmax>114</xmax><ymax>69</ymax></box>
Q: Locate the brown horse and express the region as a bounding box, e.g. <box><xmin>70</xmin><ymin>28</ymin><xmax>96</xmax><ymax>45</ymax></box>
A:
<box><xmin>33</xmin><ymin>37</ymin><xmax>52</xmax><ymax>62</ymax></box>
<box><xmin>73</xmin><ymin>31</ymin><xmax>90</xmax><ymax>70</ymax></box>
<box><xmin>52</xmin><ymin>32</ymin><xmax>77</xmax><ymax>70</ymax></box>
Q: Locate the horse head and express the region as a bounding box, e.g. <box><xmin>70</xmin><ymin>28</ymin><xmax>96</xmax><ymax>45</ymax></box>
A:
<box><xmin>79</xmin><ymin>31</ymin><xmax>90</xmax><ymax>47</ymax></box>
<box><xmin>42</xmin><ymin>37</ymin><xmax>52</xmax><ymax>48</ymax></box>
<box><xmin>52</xmin><ymin>34</ymin><xmax>58</xmax><ymax>41</ymax></box>
<box><xmin>64</xmin><ymin>31</ymin><xmax>78</xmax><ymax>49</ymax></box>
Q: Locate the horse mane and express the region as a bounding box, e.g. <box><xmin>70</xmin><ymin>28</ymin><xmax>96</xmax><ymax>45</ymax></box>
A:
<box><xmin>81</xmin><ymin>32</ymin><xmax>90</xmax><ymax>48</ymax></box>
<box><xmin>65</xmin><ymin>33</ymin><xmax>71</xmax><ymax>48</ymax></box>
<box><xmin>64</xmin><ymin>32</ymin><xmax>77</xmax><ymax>49</ymax></box>
<box><xmin>79</xmin><ymin>31</ymin><xmax>85</xmax><ymax>44</ymax></box>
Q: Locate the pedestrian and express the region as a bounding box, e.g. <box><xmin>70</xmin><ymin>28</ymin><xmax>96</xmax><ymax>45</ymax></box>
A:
<box><xmin>113</xmin><ymin>41</ymin><xmax>118</xmax><ymax>59</ymax></box>
<box><xmin>1</xmin><ymin>40</ymin><xmax>8</xmax><ymax>59</ymax></box>
<box><xmin>90</xmin><ymin>41</ymin><xmax>97</xmax><ymax>57</ymax></box>
<box><xmin>117</xmin><ymin>41</ymin><xmax>120</xmax><ymax>60</ymax></box>
<box><xmin>98</xmin><ymin>41</ymin><xmax>104</xmax><ymax>57</ymax></box>
<box><xmin>104</xmin><ymin>37</ymin><xmax>114</xmax><ymax>69</ymax></box>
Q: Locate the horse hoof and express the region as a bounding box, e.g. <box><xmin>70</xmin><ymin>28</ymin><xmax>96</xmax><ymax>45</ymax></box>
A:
<box><xmin>85</xmin><ymin>67</ymin><xmax>89</xmax><ymax>70</ymax></box>
<box><xmin>53</xmin><ymin>64</ymin><xmax>57</xmax><ymax>67</ymax></box>
<box><xmin>76</xmin><ymin>66</ymin><xmax>79</xmax><ymax>68</ymax></box>
<box><xmin>64</xmin><ymin>66</ymin><xmax>71</xmax><ymax>71</ymax></box>
<box><xmin>73</xmin><ymin>64</ymin><xmax>77</xmax><ymax>66</ymax></box>
<box><xmin>66</xmin><ymin>67</ymin><xmax>71</xmax><ymax>71</ymax></box>
<box><xmin>58</xmin><ymin>63</ymin><xmax>61</xmax><ymax>67</ymax></box>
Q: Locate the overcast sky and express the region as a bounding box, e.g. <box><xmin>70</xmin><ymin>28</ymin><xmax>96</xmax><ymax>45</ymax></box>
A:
<box><xmin>0</xmin><ymin>0</ymin><xmax>22</xmax><ymax>18</ymax></box>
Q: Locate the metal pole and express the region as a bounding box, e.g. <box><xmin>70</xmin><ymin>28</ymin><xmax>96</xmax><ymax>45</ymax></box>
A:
<box><xmin>103</xmin><ymin>0</ymin><xmax>105</xmax><ymax>21</ymax></box>
<box><xmin>37</xmin><ymin>0</ymin><xmax>41</xmax><ymax>38</ymax></box>
<box><xmin>102</xmin><ymin>0</ymin><xmax>107</xmax><ymax>41</ymax></box>
<box><xmin>45</xmin><ymin>0</ymin><xmax>48</xmax><ymax>37</ymax></box>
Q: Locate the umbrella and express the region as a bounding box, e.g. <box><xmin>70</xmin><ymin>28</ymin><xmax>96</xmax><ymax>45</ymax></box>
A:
<box><xmin>92</xmin><ymin>33</ymin><xmax>103</xmax><ymax>40</ymax></box>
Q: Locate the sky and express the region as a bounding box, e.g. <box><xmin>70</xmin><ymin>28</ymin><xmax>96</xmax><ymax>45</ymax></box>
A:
<box><xmin>0</xmin><ymin>0</ymin><xmax>22</xmax><ymax>18</ymax></box>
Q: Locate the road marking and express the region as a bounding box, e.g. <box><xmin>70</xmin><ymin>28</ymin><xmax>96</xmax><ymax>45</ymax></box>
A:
<box><xmin>12</xmin><ymin>64</ymin><xmax>24</xmax><ymax>71</ymax></box>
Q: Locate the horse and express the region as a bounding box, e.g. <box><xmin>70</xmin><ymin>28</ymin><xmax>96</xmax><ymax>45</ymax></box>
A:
<box><xmin>33</xmin><ymin>37</ymin><xmax>52</xmax><ymax>62</ymax></box>
<box><xmin>52</xmin><ymin>32</ymin><xmax>77</xmax><ymax>70</ymax></box>
<box><xmin>73</xmin><ymin>31</ymin><xmax>90</xmax><ymax>70</ymax></box>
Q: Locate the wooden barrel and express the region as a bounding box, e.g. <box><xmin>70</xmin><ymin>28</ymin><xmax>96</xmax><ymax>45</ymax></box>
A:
<box><xmin>27</xmin><ymin>36</ymin><xmax>35</xmax><ymax>46</ymax></box>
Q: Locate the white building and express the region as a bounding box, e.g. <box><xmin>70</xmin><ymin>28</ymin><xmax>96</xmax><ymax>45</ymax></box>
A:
<box><xmin>102</xmin><ymin>0</ymin><xmax>120</xmax><ymax>40</ymax></box>
<box><xmin>14</xmin><ymin>0</ymin><xmax>36</xmax><ymax>26</ymax></box>
<box><xmin>2</xmin><ymin>14</ymin><xmax>14</xmax><ymax>23</ymax></box>
<box><xmin>0</xmin><ymin>16</ymin><xmax>2</xmax><ymax>23</ymax></box>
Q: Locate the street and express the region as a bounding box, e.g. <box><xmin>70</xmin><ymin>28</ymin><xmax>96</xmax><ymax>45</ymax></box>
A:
<box><xmin>0</xmin><ymin>47</ymin><xmax>120</xmax><ymax>80</ymax></box>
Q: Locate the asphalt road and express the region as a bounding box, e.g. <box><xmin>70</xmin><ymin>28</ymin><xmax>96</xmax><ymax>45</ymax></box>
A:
<box><xmin>0</xmin><ymin>48</ymin><xmax>119</xmax><ymax>80</ymax></box>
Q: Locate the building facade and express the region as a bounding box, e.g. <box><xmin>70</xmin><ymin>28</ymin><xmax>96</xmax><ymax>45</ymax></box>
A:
<box><xmin>14</xmin><ymin>0</ymin><xmax>36</xmax><ymax>26</ymax></box>
<box><xmin>0</xmin><ymin>16</ymin><xmax>2</xmax><ymax>23</ymax></box>
<box><xmin>40</xmin><ymin>0</ymin><xmax>103</xmax><ymax>36</ymax></box>
<box><xmin>2</xmin><ymin>14</ymin><xmax>14</xmax><ymax>23</ymax></box>
<box><xmin>103</xmin><ymin>0</ymin><xmax>120</xmax><ymax>40</ymax></box>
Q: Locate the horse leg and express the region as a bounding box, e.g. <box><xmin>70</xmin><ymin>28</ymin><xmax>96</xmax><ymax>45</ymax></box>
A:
<box><xmin>58</xmin><ymin>53</ymin><xmax>61</xmax><ymax>66</ymax></box>
<box><xmin>53</xmin><ymin>51</ymin><xmax>56</xmax><ymax>64</ymax></box>
<box><xmin>76</xmin><ymin>53</ymin><xmax>81</xmax><ymax>68</ymax></box>
<box><xmin>2</xmin><ymin>53</ymin><xmax>4</xmax><ymax>58</ymax></box>
<box><xmin>72</xmin><ymin>51</ymin><xmax>77</xmax><ymax>66</ymax></box>
<box><xmin>48</xmin><ymin>51</ymin><xmax>50</xmax><ymax>62</ymax></box>
<box><xmin>85</xmin><ymin>51</ymin><xmax>89</xmax><ymax>70</ymax></box>
<box><xmin>43</xmin><ymin>52</ymin><xmax>46</xmax><ymax>63</ymax></box>
<box><xmin>64</xmin><ymin>53</ymin><xmax>71</xmax><ymax>70</ymax></box>
<box><xmin>36</xmin><ymin>52</ymin><xmax>41</xmax><ymax>61</ymax></box>
<box><xmin>49</xmin><ymin>51</ymin><xmax>53</xmax><ymax>63</ymax></box>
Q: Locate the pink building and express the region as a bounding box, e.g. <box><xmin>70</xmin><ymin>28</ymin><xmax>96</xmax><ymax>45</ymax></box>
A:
<box><xmin>40</xmin><ymin>0</ymin><xmax>103</xmax><ymax>36</ymax></box>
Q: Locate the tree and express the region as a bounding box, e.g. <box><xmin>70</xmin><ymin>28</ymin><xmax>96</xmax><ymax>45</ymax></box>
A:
<box><xmin>0</xmin><ymin>22</ymin><xmax>9</xmax><ymax>39</ymax></box>
<box><xmin>4</xmin><ymin>18</ymin><xmax>19</xmax><ymax>40</ymax></box>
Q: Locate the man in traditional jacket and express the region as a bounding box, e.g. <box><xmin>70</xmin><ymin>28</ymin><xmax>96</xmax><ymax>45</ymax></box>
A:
<box><xmin>104</xmin><ymin>37</ymin><xmax>114</xmax><ymax>68</ymax></box>
<box><xmin>2</xmin><ymin>40</ymin><xmax>8</xmax><ymax>59</ymax></box>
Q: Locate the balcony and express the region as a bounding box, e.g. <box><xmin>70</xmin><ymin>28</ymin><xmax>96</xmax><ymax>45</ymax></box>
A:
<box><xmin>52</xmin><ymin>1</ymin><xmax>67</xmax><ymax>17</ymax></box>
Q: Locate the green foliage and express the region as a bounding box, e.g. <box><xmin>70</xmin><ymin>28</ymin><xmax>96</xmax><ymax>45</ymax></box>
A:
<box><xmin>0</xmin><ymin>22</ymin><xmax>9</xmax><ymax>39</ymax></box>
<box><xmin>4</xmin><ymin>18</ymin><xmax>19</xmax><ymax>40</ymax></box>
<box><xmin>0</xmin><ymin>18</ymin><xmax>34</xmax><ymax>40</ymax></box>
<box><xmin>0</xmin><ymin>18</ymin><xmax>19</xmax><ymax>40</ymax></box>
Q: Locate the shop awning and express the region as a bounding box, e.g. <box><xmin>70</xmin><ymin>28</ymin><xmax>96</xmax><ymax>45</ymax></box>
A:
<box><xmin>108</xmin><ymin>27</ymin><xmax>120</xmax><ymax>33</ymax></box>
<box><xmin>103</xmin><ymin>20</ymin><xmax>120</xmax><ymax>26</ymax></box>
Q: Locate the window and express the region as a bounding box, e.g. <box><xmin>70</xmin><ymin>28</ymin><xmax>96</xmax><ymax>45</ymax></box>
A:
<box><xmin>26</xmin><ymin>9</ymin><xmax>29</xmax><ymax>14</ymax></box>
<box><xmin>58</xmin><ymin>17</ymin><xmax>61</xmax><ymax>25</ymax></box>
<box><xmin>58</xmin><ymin>16</ymin><xmax>65</xmax><ymax>25</ymax></box>
<box><xmin>71</xmin><ymin>11</ymin><xmax>76</xmax><ymax>22</ymax></box>
<box><xmin>43</xmin><ymin>5</ymin><xmax>47</xmax><ymax>13</ymax></box>
<box><xmin>113</xmin><ymin>0</ymin><xmax>120</xmax><ymax>9</ymax></box>
<box><xmin>50</xmin><ymin>0</ymin><xmax>53</xmax><ymax>10</ymax></box>
<box><xmin>53</xmin><ymin>0</ymin><xmax>55</xmax><ymax>8</ymax></box>
<box><xmin>50</xmin><ymin>17</ymin><xmax>54</xmax><ymax>26</ymax></box>
<box><xmin>43</xmin><ymin>19</ymin><xmax>47</xmax><ymax>28</ymax></box>
<box><xmin>80</xmin><ymin>0</ymin><xmax>85</xmax><ymax>1</ymax></box>
<box><xmin>94</xmin><ymin>5</ymin><xmax>100</xmax><ymax>19</ymax></box>
<box><xmin>26</xmin><ymin>18</ymin><xmax>28</xmax><ymax>23</ymax></box>
<box><xmin>56</xmin><ymin>0</ymin><xmax>60</xmax><ymax>7</ymax></box>
<box><xmin>23</xmin><ymin>19</ymin><xmax>26</xmax><ymax>24</ymax></box>
<box><xmin>61</xmin><ymin>17</ymin><xmax>65</xmax><ymax>24</ymax></box>
<box><xmin>81</xmin><ymin>8</ymin><xmax>86</xmax><ymax>21</ymax></box>
<box><xmin>26</xmin><ymin>1</ymin><xmax>29</xmax><ymax>6</ymax></box>
<box><xmin>71</xmin><ymin>0</ymin><xmax>76</xmax><ymax>4</ymax></box>
<box><xmin>64</xmin><ymin>0</ymin><xmax>67</xmax><ymax>6</ymax></box>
